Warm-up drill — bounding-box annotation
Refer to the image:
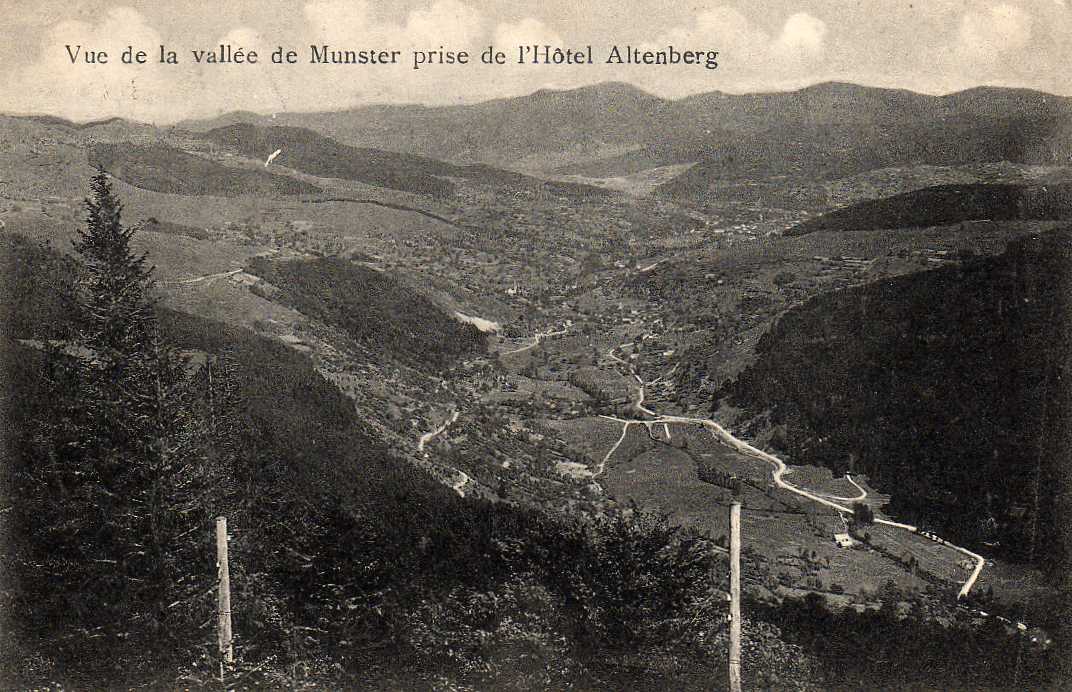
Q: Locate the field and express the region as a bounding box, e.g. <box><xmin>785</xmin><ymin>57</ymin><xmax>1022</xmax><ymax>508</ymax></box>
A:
<box><xmin>783</xmin><ymin>466</ymin><xmax>859</xmax><ymax>498</ymax></box>
<box><xmin>602</xmin><ymin>446</ymin><xmax>731</xmax><ymax>533</ymax></box>
<box><xmin>542</xmin><ymin>418</ymin><xmax>610</xmax><ymax>470</ymax></box>
<box><xmin>867</xmin><ymin>524</ymin><xmax>973</xmax><ymax>587</ymax></box>
<box><xmin>592</xmin><ymin>425</ymin><xmax>951</xmax><ymax>602</ymax></box>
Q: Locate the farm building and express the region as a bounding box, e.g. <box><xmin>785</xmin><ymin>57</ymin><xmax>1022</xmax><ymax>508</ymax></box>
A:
<box><xmin>834</xmin><ymin>533</ymin><xmax>855</xmax><ymax>548</ymax></box>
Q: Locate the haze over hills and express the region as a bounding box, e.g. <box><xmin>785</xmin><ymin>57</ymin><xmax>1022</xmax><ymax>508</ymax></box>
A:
<box><xmin>182</xmin><ymin>81</ymin><xmax>668</xmax><ymax>169</ymax></box>
<box><xmin>17</xmin><ymin>79</ymin><xmax>1070</xmax><ymax>204</ymax></box>
<box><xmin>179</xmin><ymin>81</ymin><xmax>1072</xmax><ymax>178</ymax></box>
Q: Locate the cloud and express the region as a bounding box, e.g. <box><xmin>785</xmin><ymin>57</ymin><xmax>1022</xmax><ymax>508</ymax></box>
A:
<box><xmin>301</xmin><ymin>1</ymin><xmax>375</xmax><ymax>42</ymax></box>
<box><xmin>406</xmin><ymin>0</ymin><xmax>486</xmax><ymax>48</ymax></box>
<box><xmin>630</xmin><ymin>7</ymin><xmax>831</xmax><ymax>95</ymax></box>
<box><xmin>302</xmin><ymin>0</ymin><xmax>485</xmax><ymax>49</ymax></box>
<box><xmin>774</xmin><ymin>12</ymin><xmax>828</xmax><ymax>58</ymax></box>
<box><xmin>649</xmin><ymin>7</ymin><xmax>770</xmax><ymax>59</ymax></box>
<box><xmin>654</xmin><ymin>8</ymin><xmax>829</xmax><ymax>67</ymax></box>
<box><xmin>493</xmin><ymin>17</ymin><xmax>563</xmax><ymax>49</ymax></box>
<box><xmin>3</xmin><ymin>6</ymin><xmax>172</xmax><ymax>121</ymax></box>
<box><xmin>957</xmin><ymin>4</ymin><xmax>1033</xmax><ymax>58</ymax></box>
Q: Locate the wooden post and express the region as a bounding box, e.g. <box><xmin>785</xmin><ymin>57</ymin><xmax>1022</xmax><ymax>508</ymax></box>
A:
<box><xmin>729</xmin><ymin>499</ymin><xmax>742</xmax><ymax>692</ymax></box>
<box><xmin>216</xmin><ymin>516</ymin><xmax>234</xmax><ymax>677</ymax></box>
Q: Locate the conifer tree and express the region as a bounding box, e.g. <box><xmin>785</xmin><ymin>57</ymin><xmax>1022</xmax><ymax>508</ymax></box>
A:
<box><xmin>15</xmin><ymin>170</ymin><xmax>237</xmax><ymax>663</ymax></box>
<box><xmin>74</xmin><ymin>168</ymin><xmax>157</xmax><ymax>372</ymax></box>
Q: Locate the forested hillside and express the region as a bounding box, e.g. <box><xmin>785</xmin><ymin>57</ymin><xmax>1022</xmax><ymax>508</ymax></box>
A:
<box><xmin>786</xmin><ymin>183</ymin><xmax>1072</xmax><ymax>235</ymax></box>
<box><xmin>656</xmin><ymin>114</ymin><xmax>1067</xmax><ymax>203</ymax></box>
<box><xmin>726</xmin><ymin>229</ymin><xmax>1072</xmax><ymax>578</ymax></box>
<box><xmin>246</xmin><ymin>256</ymin><xmax>486</xmax><ymax>369</ymax></box>
<box><xmin>88</xmin><ymin>143</ymin><xmax>321</xmax><ymax>197</ymax></box>
<box><xmin>201</xmin><ymin>124</ymin><xmax>457</xmax><ymax>197</ymax></box>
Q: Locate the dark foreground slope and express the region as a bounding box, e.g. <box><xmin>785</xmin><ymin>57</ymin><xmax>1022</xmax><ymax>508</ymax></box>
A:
<box><xmin>726</xmin><ymin>229</ymin><xmax>1072</xmax><ymax>576</ymax></box>
<box><xmin>0</xmin><ymin>233</ymin><xmax>728</xmax><ymax>690</ymax></box>
<box><xmin>3</xmin><ymin>229</ymin><xmax>1066</xmax><ymax>687</ymax></box>
<box><xmin>786</xmin><ymin>183</ymin><xmax>1072</xmax><ymax>235</ymax></box>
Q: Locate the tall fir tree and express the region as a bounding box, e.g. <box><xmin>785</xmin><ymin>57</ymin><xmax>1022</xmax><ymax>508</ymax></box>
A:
<box><xmin>13</xmin><ymin>170</ymin><xmax>238</xmax><ymax>667</ymax></box>
<box><xmin>75</xmin><ymin>168</ymin><xmax>157</xmax><ymax>372</ymax></box>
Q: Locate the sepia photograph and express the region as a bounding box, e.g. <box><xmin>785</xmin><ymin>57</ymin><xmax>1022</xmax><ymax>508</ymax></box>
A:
<box><xmin>0</xmin><ymin>1</ymin><xmax>1070</xmax><ymax>689</ymax></box>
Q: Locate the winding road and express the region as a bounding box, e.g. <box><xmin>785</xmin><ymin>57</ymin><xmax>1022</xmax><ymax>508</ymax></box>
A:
<box><xmin>416</xmin><ymin>410</ymin><xmax>469</xmax><ymax>497</ymax></box>
<box><xmin>501</xmin><ymin>324</ymin><xmax>571</xmax><ymax>356</ymax></box>
<box><xmin>160</xmin><ymin>268</ymin><xmax>244</xmax><ymax>286</ymax></box>
<box><xmin>813</xmin><ymin>474</ymin><xmax>868</xmax><ymax>503</ymax></box>
<box><xmin>417</xmin><ymin>410</ymin><xmax>459</xmax><ymax>452</ymax></box>
<box><xmin>598</xmin><ymin>342</ymin><xmax>987</xmax><ymax>600</ymax></box>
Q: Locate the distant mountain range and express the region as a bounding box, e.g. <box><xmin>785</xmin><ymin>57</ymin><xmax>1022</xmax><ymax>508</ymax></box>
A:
<box><xmin>176</xmin><ymin>82</ymin><xmax>1072</xmax><ymax>188</ymax></box>
<box><xmin>7</xmin><ymin>80</ymin><xmax>1070</xmax><ymax>205</ymax></box>
<box><xmin>181</xmin><ymin>82</ymin><xmax>667</xmax><ymax>170</ymax></box>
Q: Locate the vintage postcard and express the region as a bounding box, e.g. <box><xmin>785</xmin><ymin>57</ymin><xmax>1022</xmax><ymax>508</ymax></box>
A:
<box><xmin>0</xmin><ymin>1</ymin><xmax>1069</xmax><ymax>689</ymax></box>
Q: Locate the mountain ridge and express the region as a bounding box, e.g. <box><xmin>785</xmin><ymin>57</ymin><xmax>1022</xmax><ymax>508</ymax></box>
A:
<box><xmin>173</xmin><ymin>81</ymin><xmax>1072</xmax><ymax>172</ymax></box>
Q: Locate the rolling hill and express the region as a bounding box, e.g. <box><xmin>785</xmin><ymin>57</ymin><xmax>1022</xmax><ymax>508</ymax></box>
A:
<box><xmin>245</xmin><ymin>256</ymin><xmax>487</xmax><ymax>369</ymax></box>
<box><xmin>200</xmin><ymin>123</ymin><xmax>458</xmax><ymax>197</ymax></box>
<box><xmin>655</xmin><ymin>113</ymin><xmax>1070</xmax><ymax>203</ymax></box>
<box><xmin>87</xmin><ymin>142</ymin><xmax>321</xmax><ymax>197</ymax></box>
<box><xmin>184</xmin><ymin>82</ymin><xmax>669</xmax><ymax>169</ymax></box>
<box><xmin>786</xmin><ymin>183</ymin><xmax>1072</xmax><ymax>235</ymax></box>
<box><xmin>197</xmin><ymin>122</ymin><xmax>613</xmax><ymax>200</ymax></box>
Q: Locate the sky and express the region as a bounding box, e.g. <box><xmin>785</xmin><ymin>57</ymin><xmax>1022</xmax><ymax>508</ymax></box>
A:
<box><xmin>0</xmin><ymin>0</ymin><xmax>1069</xmax><ymax>123</ymax></box>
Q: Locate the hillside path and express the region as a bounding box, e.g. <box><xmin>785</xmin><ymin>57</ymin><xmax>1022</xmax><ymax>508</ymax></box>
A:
<box><xmin>418</xmin><ymin>410</ymin><xmax>459</xmax><ymax>452</ymax></box>
<box><xmin>501</xmin><ymin>324</ymin><xmax>570</xmax><ymax>356</ymax></box>
<box><xmin>597</xmin><ymin>342</ymin><xmax>987</xmax><ymax>600</ymax></box>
